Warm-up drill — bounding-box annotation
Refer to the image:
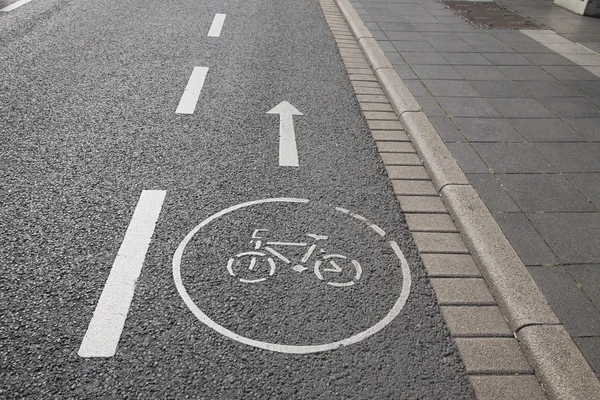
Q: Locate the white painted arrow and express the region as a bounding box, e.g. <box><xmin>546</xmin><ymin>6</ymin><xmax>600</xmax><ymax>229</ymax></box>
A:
<box><xmin>267</xmin><ymin>101</ymin><xmax>303</xmax><ymax>167</ymax></box>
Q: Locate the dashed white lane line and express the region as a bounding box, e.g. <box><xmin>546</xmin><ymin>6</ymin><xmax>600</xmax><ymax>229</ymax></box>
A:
<box><xmin>521</xmin><ymin>29</ymin><xmax>600</xmax><ymax>78</ymax></box>
<box><xmin>78</xmin><ymin>190</ymin><xmax>166</xmax><ymax>358</ymax></box>
<box><xmin>176</xmin><ymin>67</ymin><xmax>209</xmax><ymax>114</ymax></box>
<box><xmin>208</xmin><ymin>14</ymin><xmax>226</xmax><ymax>37</ymax></box>
<box><xmin>0</xmin><ymin>0</ymin><xmax>33</xmax><ymax>12</ymax></box>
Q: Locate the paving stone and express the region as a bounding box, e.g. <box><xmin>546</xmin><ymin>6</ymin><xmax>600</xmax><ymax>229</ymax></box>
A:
<box><xmin>402</xmin><ymin>79</ymin><xmax>429</xmax><ymax>97</ymax></box>
<box><xmin>468</xmin><ymin>80</ymin><xmax>529</xmax><ymax>98</ymax></box>
<box><xmin>376</xmin><ymin>141</ymin><xmax>415</xmax><ymax>153</ymax></box>
<box><xmin>542</xmin><ymin>65</ymin><xmax>599</xmax><ymax>80</ymax></box>
<box><xmin>509</xmin><ymin>118</ymin><xmax>584</xmax><ymax>142</ymax></box>
<box><xmin>391</xmin><ymin>41</ymin><xmax>437</xmax><ymax>52</ymax></box>
<box><xmin>565</xmin><ymin>173</ymin><xmax>600</xmax><ymax>208</ymax></box>
<box><xmin>422</xmin><ymin>80</ymin><xmax>479</xmax><ymax>97</ymax></box>
<box><xmin>392</xmin><ymin>64</ymin><xmax>418</xmax><ymax>80</ymax></box>
<box><xmin>392</xmin><ymin>180</ymin><xmax>436</xmax><ymax>196</ymax></box>
<box><xmin>566</xmin><ymin>264</ymin><xmax>600</xmax><ymax>310</ymax></box>
<box><xmin>507</xmin><ymin>41</ymin><xmax>554</xmax><ymax>53</ymax></box>
<box><xmin>441</xmin><ymin>306</ymin><xmax>512</xmax><ymax>337</ymax></box>
<box><xmin>474</xmin><ymin>143</ymin><xmax>557</xmax><ymax>173</ymax></box>
<box><xmin>415</xmin><ymin>94</ymin><xmax>447</xmax><ymax>117</ymax></box>
<box><xmin>537</xmin><ymin>97</ymin><xmax>600</xmax><ymax>118</ymax></box>
<box><xmin>364</xmin><ymin>111</ymin><xmax>399</xmax><ymax>120</ymax></box>
<box><xmin>497</xmin><ymin>65</ymin><xmax>556</xmax><ymax>81</ymax></box>
<box><xmin>352</xmin><ymin>81</ymin><xmax>380</xmax><ymax>89</ymax></box>
<box><xmin>428</xmin><ymin>116</ymin><xmax>465</xmax><ymax>142</ymax></box>
<box><xmin>354</xmin><ymin>86</ymin><xmax>385</xmax><ymax>95</ymax></box>
<box><xmin>518</xmin><ymin>80</ymin><xmax>580</xmax><ymax>98</ymax></box>
<box><xmin>498</xmin><ymin>174</ymin><xmax>595</xmax><ymax>212</ymax></box>
<box><xmin>385</xmin><ymin>165</ymin><xmax>428</xmax><ymax>179</ymax></box>
<box><xmin>429</xmin><ymin>39</ymin><xmax>477</xmax><ymax>53</ymax></box>
<box><xmin>527</xmin><ymin>266</ymin><xmax>600</xmax><ymax>336</ymax></box>
<box><xmin>430</xmin><ymin>278</ymin><xmax>495</xmax><ymax>305</ymax></box>
<box><xmin>436</xmin><ymin>97</ymin><xmax>501</xmax><ymax>118</ymax></box>
<box><xmin>367</xmin><ymin>120</ymin><xmax>404</xmax><ymax>130</ymax></box>
<box><xmin>357</xmin><ymin>94</ymin><xmax>389</xmax><ymax>103</ymax></box>
<box><xmin>467</xmin><ymin>173</ymin><xmax>520</xmax><ymax>213</ymax></box>
<box><xmin>573</xmin><ymin>337</ymin><xmax>600</xmax><ymax>379</ymax></box>
<box><xmin>347</xmin><ymin>68</ymin><xmax>375</xmax><ymax>75</ymax></box>
<box><xmin>485</xmin><ymin>98</ymin><xmax>554</xmax><ymax>118</ymax></box>
<box><xmin>360</xmin><ymin>102</ymin><xmax>393</xmax><ymax>112</ymax></box>
<box><xmin>405</xmin><ymin>213</ymin><xmax>458</xmax><ymax>232</ymax></box>
<box><xmin>469</xmin><ymin>376</ymin><xmax>547</xmax><ymax>400</ymax></box>
<box><xmin>441</xmin><ymin>52</ymin><xmax>492</xmax><ymax>66</ymax></box>
<box><xmin>370</xmin><ymin>130</ymin><xmax>408</xmax><ymax>141</ymax></box>
<box><xmin>453</xmin><ymin>117</ymin><xmax>524</xmax><ymax>142</ymax></box>
<box><xmin>535</xmin><ymin>142</ymin><xmax>600</xmax><ymax>172</ymax></box>
<box><xmin>454</xmin><ymin>65</ymin><xmax>509</xmax><ymax>80</ymax></box>
<box><xmin>528</xmin><ymin>212</ymin><xmax>600</xmax><ymax>264</ymax></box>
<box><xmin>413</xmin><ymin>232</ymin><xmax>469</xmax><ymax>254</ymax></box>
<box><xmin>522</xmin><ymin>52</ymin><xmax>575</xmax><ymax>66</ymax></box>
<box><xmin>421</xmin><ymin>254</ymin><xmax>481</xmax><ymax>277</ymax></box>
<box><xmin>481</xmin><ymin>52</ymin><xmax>533</xmax><ymax>66</ymax></box>
<box><xmin>413</xmin><ymin>23</ymin><xmax>452</xmax><ymax>32</ymax></box>
<box><xmin>380</xmin><ymin>153</ymin><xmax>420</xmax><ymax>166</ymax></box>
<box><xmin>563</xmin><ymin>118</ymin><xmax>600</xmax><ymax>141</ymax></box>
<box><xmin>400</xmin><ymin>52</ymin><xmax>448</xmax><ymax>65</ymax></box>
<box><xmin>410</xmin><ymin>64</ymin><xmax>464</xmax><ymax>80</ymax></box>
<box><xmin>397</xmin><ymin>195</ymin><xmax>447</xmax><ymax>213</ymax></box>
<box><xmin>455</xmin><ymin>338</ymin><xmax>533</xmax><ymax>374</ymax></box>
<box><xmin>383</xmin><ymin>31</ymin><xmax>425</xmax><ymax>41</ymax></box>
<box><xmin>494</xmin><ymin>213</ymin><xmax>559</xmax><ymax>266</ymax></box>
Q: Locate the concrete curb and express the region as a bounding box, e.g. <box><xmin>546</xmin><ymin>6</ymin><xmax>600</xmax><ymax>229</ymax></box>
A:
<box><xmin>334</xmin><ymin>0</ymin><xmax>600</xmax><ymax>397</ymax></box>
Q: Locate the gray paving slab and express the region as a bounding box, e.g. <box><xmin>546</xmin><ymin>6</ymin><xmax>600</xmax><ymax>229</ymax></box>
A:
<box><xmin>508</xmin><ymin>118</ymin><xmax>584</xmax><ymax>142</ymax></box>
<box><xmin>537</xmin><ymin>97</ymin><xmax>600</xmax><ymax>118</ymax></box>
<box><xmin>468</xmin><ymin>80</ymin><xmax>530</xmax><ymax>98</ymax></box>
<box><xmin>400</xmin><ymin>51</ymin><xmax>448</xmax><ymax>65</ymax></box>
<box><xmin>455</xmin><ymin>338</ymin><xmax>533</xmax><ymax>374</ymax></box>
<box><xmin>535</xmin><ymin>142</ymin><xmax>600</xmax><ymax>172</ymax></box>
<box><xmin>454</xmin><ymin>65</ymin><xmax>509</xmax><ymax>81</ymax></box>
<box><xmin>481</xmin><ymin>52</ymin><xmax>533</xmax><ymax>66</ymax></box>
<box><xmin>542</xmin><ymin>65</ymin><xmax>600</xmax><ymax>80</ymax></box>
<box><xmin>446</xmin><ymin>144</ymin><xmax>489</xmax><ymax>174</ymax></box>
<box><xmin>467</xmin><ymin>173</ymin><xmax>522</xmax><ymax>214</ymax></box>
<box><xmin>497</xmin><ymin>174</ymin><xmax>597</xmax><ymax>212</ymax></box>
<box><xmin>472</xmin><ymin>143</ymin><xmax>557</xmax><ymax>173</ymax></box>
<box><xmin>528</xmin><ymin>213</ymin><xmax>600</xmax><ymax>264</ymax></box>
<box><xmin>410</xmin><ymin>64</ymin><xmax>464</xmax><ymax>80</ymax></box>
<box><xmin>441</xmin><ymin>306</ymin><xmax>513</xmax><ymax>337</ymax></box>
<box><xmin>566</xmin><ymin>265</ymin><xmax>600</xmax><ymax>311</ymax></box>
<box><xmin>441</xmin><ymin>53</ymin><xmax>492</xmax><ymax>66</ymax></box>
<box><xmin>565</xmin><ymin>173</ymin><xmax>600</xmax><ymax>207</ymax></box>
<box><xmin>574</xmin><ymin>336</ymin><xmax>600</xmax><ymax>378</ymax></box>
<box><xmin>428</xmin><ymin>116</ymin><xmax>465</xmax><ymax>142</ymax></box>
<box><xmin>422</xmin><ymin>80</ymin><xmax>479</xmax><ymax>97</ymax></box>
<box><xmin>518</xmin><ymin>79</ymin><xmax>581</xmax><ymax>98</ymax></box>
<box><xmin>522</xmin><ymin>52</ymin><xmax>576</xmax><ymax>66</ymax></box>
<box><xmin>527</xmin><ymin>266</ymin><xmax>600</xmax><ymax>336</ymax></box>
<box><xmin>421</xmin><ymin>254</ymin><xmax>481</xmax><ymax>278</ymax></box>
<box><xmin>415</xmin><ymin>94</ymin><xmax>446</xmax><ymax>117</ymax></box>
<box><xmin>494</xmin><ymin>213</ymin><xmax>558</xmax><ymax>266</ymax></box>
<box><xmin>497</xmin><ymin>66</ymin><xmax>556</xmax><ymax>81</ymax></box>
<box><xmin>485</xmin><ymin>98</ymin><xmax>555</xmax><ymax>118</ymax></box>
<box><xmin>453</xmin><ymin>117</ymin><xmax>524</xmax><ymax>142</ymax></box>
<box><xmin>468</xmin><ymin>375</ymin><xmax>547</xmax><ymax>400</ymax></box>
<box><xmin>436</xmin><ymin>97</ymin><xmax>500</xmax><ymax>118</ymax></box>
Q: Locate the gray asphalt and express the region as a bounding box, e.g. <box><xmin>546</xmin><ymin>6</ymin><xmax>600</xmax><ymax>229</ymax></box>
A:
<box><xmin>0</xmin><ymin>0</ymin><xmax>475</xmax><ymax>397</ymax></box>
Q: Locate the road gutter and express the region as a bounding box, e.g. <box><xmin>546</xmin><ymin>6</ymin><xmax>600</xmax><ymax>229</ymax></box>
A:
<box><xmin>332</xmin><ymin>0</ymin><xmax>600</xmax><ymax>398</ymax></box>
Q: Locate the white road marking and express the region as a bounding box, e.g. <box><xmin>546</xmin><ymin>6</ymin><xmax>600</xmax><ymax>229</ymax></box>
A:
<box><xmin>0</xmin><ymin>0</ymin><xmax>32</xmax><ymax>12</ymax></box>
<box><xmin>173</xmin><ymin>198</ymin><xmax>412</xmax><ymax>354</ymax></box>
<box><xmin>208</xmin><ymin>14</ymin><xmax>227</xmax><ymax>37</ymax></box>
<box><xmin>175</xmin><ymin>67</ymin><xmax>209</xmax><ymax>114</ymax></box>
<box><xmin>267</xmin><ymin>101</ymin><xmax>303</xmax><ymax>167</ymax></box>
<box><xmin>521</xmin><ymin>29</ymin><xmax>600</xmax><ymax>78</ymax></box>
<box><xmin>78</xmin><ymin>190</ymin><xmax>166</xmax><ymax>358</ymax></box>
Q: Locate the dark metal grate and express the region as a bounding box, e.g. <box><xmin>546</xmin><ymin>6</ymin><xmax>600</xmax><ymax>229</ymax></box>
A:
<box><xmin>442</xmin><ymin>1</ymin><xmax>543</xmax><ymax>30</ymax></box>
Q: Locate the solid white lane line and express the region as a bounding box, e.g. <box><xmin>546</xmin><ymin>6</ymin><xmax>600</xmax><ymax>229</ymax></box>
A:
<box><xmin>208</xmin><ymin>14</ymin><xmax>227</xmax><ymax>37</ymax></box>
<box><xmin>78</xmin><ymin>190</ymin><xmax>166</xmax><ymax>358</ymax></box>
<box><xmin>0</xmin><ymin>0</ymin><xmax>33</xmax><ymax>12</ymax></box>
<box><xmin>176</xmin><ymin>67</ymin><xmax>209</xmax><ymax>114</ymax></box>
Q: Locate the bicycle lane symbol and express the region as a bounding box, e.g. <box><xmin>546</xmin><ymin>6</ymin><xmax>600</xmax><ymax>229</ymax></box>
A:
<box><xmin>227</xmin><ymin>229</ymin><xmax>362</xmax><ymax>287</ymax></box>
<box><xmin>173</xmin><ymin>197</ymin><xmax>411</xmax><ymax>354</ymax></box>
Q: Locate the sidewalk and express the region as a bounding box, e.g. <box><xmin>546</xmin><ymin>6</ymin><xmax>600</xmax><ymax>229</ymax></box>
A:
<box><xmin>350</xmin><ymin>0</ymin><xmax>600</xmax><ymax>381</ymax></box>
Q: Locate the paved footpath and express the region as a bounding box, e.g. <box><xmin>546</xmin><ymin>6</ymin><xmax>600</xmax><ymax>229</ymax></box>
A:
<box><xmin>0</xmin><ymin>0</ymin><xmax>479</xmax><ymax>397</ymax></box>
<box><xmin>351</xmin><ymin>0</ymin><xmax>600</xmax><ymax>384</ymax></box>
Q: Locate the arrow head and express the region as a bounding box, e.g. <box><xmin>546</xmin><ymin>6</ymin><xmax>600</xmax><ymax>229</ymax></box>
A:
<box><xmin>267</xmin><ymin>101</ymin><xmax>303</xmax><ymax>116</ymax></box>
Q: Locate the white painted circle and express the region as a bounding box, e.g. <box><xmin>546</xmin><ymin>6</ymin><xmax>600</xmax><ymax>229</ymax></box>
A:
<box><xmin>172</xmin><ymin>198</ymin><xmax>412</xmax><ymax>354</ymax></box>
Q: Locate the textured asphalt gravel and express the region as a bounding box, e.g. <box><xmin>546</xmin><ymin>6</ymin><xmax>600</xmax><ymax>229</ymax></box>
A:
<box><xmin>0</xmin><ymin>0</ymin><xmax>475</xmax><ymax>397</ymax></box>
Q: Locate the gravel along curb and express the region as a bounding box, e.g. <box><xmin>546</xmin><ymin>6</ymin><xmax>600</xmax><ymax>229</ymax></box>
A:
<box><xmin>333</xmin><ymin>0</ymin><xmax>600</xmax><ymax>398</ymax></box>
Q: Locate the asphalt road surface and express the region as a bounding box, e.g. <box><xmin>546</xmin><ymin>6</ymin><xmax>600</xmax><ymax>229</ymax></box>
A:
<box><xmin>0</xmin><ymin>0</ymin><xmax>475</xmax><ymax>397</ymax></box>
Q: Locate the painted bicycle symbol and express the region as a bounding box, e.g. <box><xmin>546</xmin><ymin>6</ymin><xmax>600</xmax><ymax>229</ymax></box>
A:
<box><xmin>227</xmin><ymin>229</ymin><xmax>363</xmax><ymax>287</ymax></box>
